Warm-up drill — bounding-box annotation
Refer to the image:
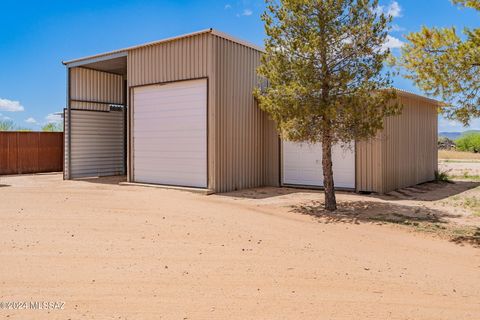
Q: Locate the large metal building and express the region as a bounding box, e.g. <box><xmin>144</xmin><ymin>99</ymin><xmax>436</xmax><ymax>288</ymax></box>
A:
<box><xmin>63</xmin><ymin>29</ymin><xmax>438</xmax><ymax>194</ymax></box>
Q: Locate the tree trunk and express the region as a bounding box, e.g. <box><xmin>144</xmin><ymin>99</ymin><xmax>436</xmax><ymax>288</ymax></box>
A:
<box><xmin>322</xmin><ymin>128</ymin><xmax>337</xmax><ymax>211</ymax></box>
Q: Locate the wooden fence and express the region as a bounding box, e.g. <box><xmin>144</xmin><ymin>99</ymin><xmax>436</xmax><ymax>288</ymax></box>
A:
<box><xmin>0</xmin><ymin>132</ymin><xmax>64</xmax><ymax>175</ymax></box>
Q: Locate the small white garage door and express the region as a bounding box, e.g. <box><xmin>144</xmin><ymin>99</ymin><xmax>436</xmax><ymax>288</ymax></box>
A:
<box><xmin>133</xmin><ymin>79</ymin><xmax>207</xmax><ymax>188</ymax></box>
<box><xmin>282</xmin><ymin>141</ymin><xmax>355</xmax><ymax>189</ymax></box>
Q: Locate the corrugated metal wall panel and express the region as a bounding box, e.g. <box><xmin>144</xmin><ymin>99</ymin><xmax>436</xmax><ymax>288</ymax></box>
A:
<box><xmin>127</xmin><ymin>33</ymin><xmax>209</xmax><ymax>87</ymax></box>
<box><xmin>356</xmin><ymin>94</ymin><xmax>438</xmax><ymax>193</ymax></box>
<box><xmin>264</xmin><ymin>118</ymin><xmax>280</xmax><ymax>187</ymax></box>
<box><xmin>68</xmin><ymin>110</ymin><xmax>125</xmax><ymax>178</ymax></box>
<box><xmin>70</xmin><ymin>67</ymin><xmax>124</xmax><ymax>111</ymax></box>
<box><xmin>355</xmin><ymin>135</ymin><xmax>384</xmax><ymax>193</ymax></box>
<box><xmin>382</xmin><ymin>95</ymin><xmax>438</xmax><ymax>192</ymax></box>
<box><xmin>211</xmin><ymin>35</ymin><xmax>279</xmax><ymax>192</ymax></box>
<box><xmin>71</xmin><ymin>101</ymin><xmax>112</xmax><ymax>112</ymax></box>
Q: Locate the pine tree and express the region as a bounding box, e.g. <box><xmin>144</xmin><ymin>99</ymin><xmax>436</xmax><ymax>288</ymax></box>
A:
<box><xmin>255</xmin><ymin>0</ymin><xmax>399</xmax><ymax>211</ymax></box>
<box><xmin>398</xmin><ymin>0</ymin><xmax>480</xmax><ymax>125</ymax></box>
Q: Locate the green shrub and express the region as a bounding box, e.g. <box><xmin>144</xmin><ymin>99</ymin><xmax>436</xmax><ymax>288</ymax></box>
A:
<box><xmin>0</xmin><ymin>120</ymin><xmax>31</xmax><ymax>131</ymax></box>
<box><xmin>456</xmin><ymin>133</ymin><xmax>480</xmax><ymax>153</ymax></box>
<box><xmin>434</xmin><ymin>170</ymin><xmax>452</xmax><ymax>183</ymax></box>
<box><xmin>0</xmin><ymin>120</ymin><xmax>16</xmax><ymax>131</ymax></box>
<box><xmin>41</xmin><ymin>122</ymin><xmax>63</xmax><ymax>132</ymax></box>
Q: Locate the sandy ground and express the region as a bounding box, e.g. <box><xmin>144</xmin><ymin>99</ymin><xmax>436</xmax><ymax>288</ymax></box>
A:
<box><xmin>0</xmin><ymin>173</ymin><xmax>479</xmax><ymax>319</ymax></box>
<box><xmin>439</xmin><ymin>160</ymin><xmax>480</xmax><ymax>176</ymax></box>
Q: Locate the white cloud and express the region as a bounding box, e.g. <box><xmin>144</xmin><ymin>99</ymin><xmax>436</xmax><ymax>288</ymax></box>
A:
<box><xmin>374</xmin><ymin>5</ymin><xmax>385</xmax><ymax>15</ymax></box>
<box><xmin>382</xmin><ymin>35</ymin><xmax>404</xmax><ymax>50</ymax></box>
<box><xmin>25</xmin><ymin>117</ymin><xmax>38</xmax><ymax>124</ymax></box>
<box><xmin>375</xmin><ymin>1</ymin><xmax>402</xmax><ymax>18</ymax></box>
<box><xmin>387</xmin><ymin>1</ymin><xmax>402</xmax><ymax>18</ymax></box>
<box><xmin>0</xmin><ymin>98</ymin><xmax>24</xmax><ymax>112</ymax></box>
<box><xmin>439</xmin><ymin>117</ymin><xmax>466</xmax><ymax>132</ymax></box>
<box><xmin>391</xmin><ymin>24</ymin><xmax>405</xmax><ymax>32</ymax></box>
<box><xmin>0</xmin><ymin>113</ymin><xmax>12</xmax><ymax>120</ymax></box>
<box><xmin>439</xmin><ymin>117</ymin><xmax>480</xmax><ymax>132</ymax></box>
<box><xmin>225</xmin><ymin>4</ymin><xmax>232</xmax><ymax>9</ymax></box>
<box><xmin>45</xmin><ymin>113</ymin><xmax>63</xmax><ymax>124</ymax></box>
<box><xmin>241</xmin><ymin>9</ymin><xmax>253</xmax><ymax>16</ymax></box>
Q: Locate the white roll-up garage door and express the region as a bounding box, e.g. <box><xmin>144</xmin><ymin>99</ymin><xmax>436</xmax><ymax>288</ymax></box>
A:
<box><xmin>133</xmin><ymin>79</ymin><xmax>207</xmax><ymax>188</ymax></box>
<box><xmin>282</xmin><ymin>141</ymin><xmax>355</xmax><ymax>189</ymax></box>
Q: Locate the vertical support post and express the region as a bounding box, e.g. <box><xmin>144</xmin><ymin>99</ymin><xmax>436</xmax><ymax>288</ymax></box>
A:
<box><xmin>126</xmin><ymin>77</ymin><xmax>132</xmax><ymax>183</ymax></box>
<box><xmin>66</xmin><ymin>67</ymin><xmax>72</xmax><ymax>180</ymax></box>
<box><xmin>123</xmin><ymin>79</ymin><xmax>127</xmax><ymax>176</ymax></box>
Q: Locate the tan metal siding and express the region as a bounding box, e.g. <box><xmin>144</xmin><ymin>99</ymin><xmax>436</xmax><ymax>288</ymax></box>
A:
<box><xmin>211</xmin><ymin>35</ymin><xmax>279</xmax><ymax>192</ymax></box>
<box><xmin>356</xmin><ymin>94</ymin><xmax>438</xmax><ymax>193</ymax></box>
<box><xmin>71</xmin><ymin>101</ymin><xmax>116</xmax><ymax>111</ymax></box>
<box><xmin>381</xmin><ymin>95</ymin><xmax>438</xmax><ymax>192</ymax></box>
<box><xmin>127</xmin><ymin>33</ymin><xmax>210</xmax><ymax>87</ymax></box>
<box><xmin>70</xmin><ymin>67</ymin><xmax>123</xmax><ymax>111</ymax></box>
<box><xmin>264</xmin><ymin>118</ymin><xmax>280</xmax><ymax>187</ymax></box>
<box><xmin>355</xmin><ymin>137</ymin><xmax>383</xmax><ymax>192</ymax></box>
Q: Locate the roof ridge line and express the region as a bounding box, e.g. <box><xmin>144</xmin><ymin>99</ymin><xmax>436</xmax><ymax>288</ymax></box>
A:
<box><xmin>63</xmin><ymin>29</ymin><xmax>264</xmax><ymax>66</ymax></box>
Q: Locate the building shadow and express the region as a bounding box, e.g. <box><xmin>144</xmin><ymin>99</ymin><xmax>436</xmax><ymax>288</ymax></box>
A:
<box><xmin>375</xmin><ymin>180</ymin><xmax>480</xmax><ymax>202</ymax></box>
<box><xmin>219</xmin><ymin>187</ymin><xmax>333</xmax><ymax>200</ymax></box>
<box><xmin>74</xmin><ymin>175</ymin><xmax>127</xmax><ymax>186</ymax></box>
<box><xmin>219</xmin><ymin>180</ymin><xmax>479</xmax><ymax>202</ymax></box>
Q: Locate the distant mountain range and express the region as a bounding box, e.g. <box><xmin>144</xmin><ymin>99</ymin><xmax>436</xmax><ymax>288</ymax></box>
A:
<box><xmin>439</xmin><ymin>130</ymin><xmax>480</xmax><ymax>140</ymax></box>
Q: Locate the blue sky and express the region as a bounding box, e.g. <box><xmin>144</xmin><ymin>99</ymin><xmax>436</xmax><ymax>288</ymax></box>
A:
<box><xmin>0</xmin><ymin>0</ymin><xmax>478</xmax><ymax>131</ymax></box>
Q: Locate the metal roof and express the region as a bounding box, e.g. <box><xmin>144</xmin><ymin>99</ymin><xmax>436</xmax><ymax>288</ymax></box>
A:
<box><xmin>61</xmin><ymin>29</ymin><xmax>440</xmax><ymax>105</ymax></box>
<box><xmin>62</xmin><ymin>28</ymin><xmax>264</xmax><ymax>66</ymax></box>
<box><xmin>394</xmin><ymin>88</ymin><xmax>442</xmax><ymax>106</ymax></box>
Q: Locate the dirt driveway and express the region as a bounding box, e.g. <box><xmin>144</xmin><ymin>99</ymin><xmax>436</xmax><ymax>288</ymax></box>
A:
<box><xmin>0</xmin><ymin>173</ymin><xmax>479</xmax><ymax>319</ymax></box>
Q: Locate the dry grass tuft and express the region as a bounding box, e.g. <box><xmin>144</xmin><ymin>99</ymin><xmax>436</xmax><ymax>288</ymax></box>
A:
<box><xmin>438</xmin><ymin>150</ymin><xmax>480</xmax><ymax>161</ymax></box>
<box><xmin>448</xmin><ymin>173</ymin><xmax>480</xmax><ymax>181</ymax></box>
<box><xmin>447</xmin><ymin>192</ymin><xmax>480</xmax><ymax>217</ymax></box>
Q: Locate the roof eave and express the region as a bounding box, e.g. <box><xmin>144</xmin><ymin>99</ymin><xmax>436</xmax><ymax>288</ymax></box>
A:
<box><xmin>62</xmin><ymin>28</ymin><xmax>265</xmax><ymax>68</ymax></box>
<box><xmin>394</xmin><ymin>88</ymin><xmax>442</xmax><ymax>107</ymax></box>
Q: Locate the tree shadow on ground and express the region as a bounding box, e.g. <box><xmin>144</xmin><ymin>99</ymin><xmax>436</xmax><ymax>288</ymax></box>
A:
<box><xmin>292</xmin><ymin>200</ymin><xmax>480</xmax><ymax>248</ymax></box>
<box><xmin>292</xmin><ymin>200</ymin><xmax>459</xmax><ymax>225</ymax></box>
